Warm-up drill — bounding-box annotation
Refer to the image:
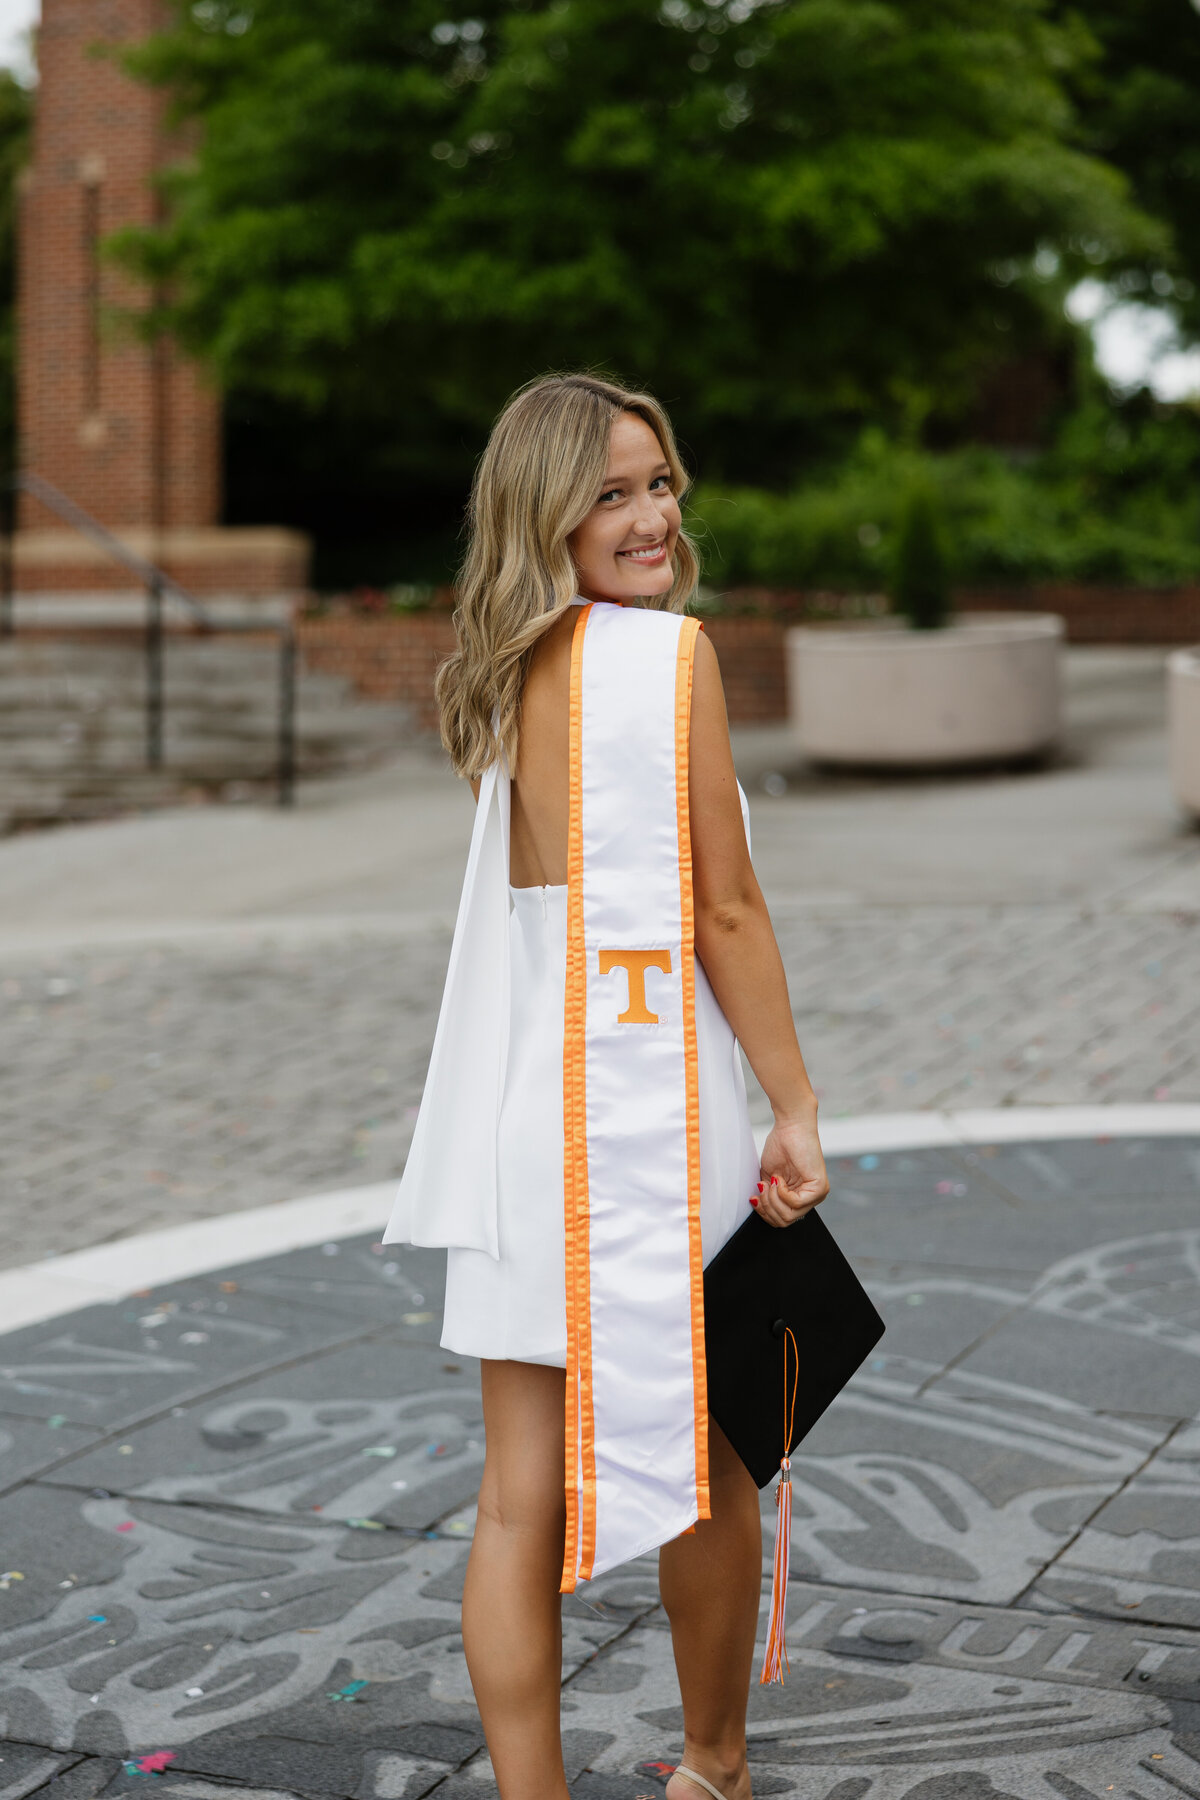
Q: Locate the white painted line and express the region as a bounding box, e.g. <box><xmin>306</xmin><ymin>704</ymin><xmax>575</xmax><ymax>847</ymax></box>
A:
<box><xmin>818</xmin><ymin>1103</ymin><xmax>1200</xmax><ymax>1154</ymax></box>
<box><xmin>3</xmin><ymin>1104</ymin><xmax>1200</xmax><ymax>1335</ymax></box>
<box><xmin>0</xmin><ymin>1181</ymin><xmax>395</xmax><ymax>1334</ymax></box>
<box><xmin>818</xmin><ymin>1113</ymin><xmax>965</xmax><ymax>1154</ymax></box>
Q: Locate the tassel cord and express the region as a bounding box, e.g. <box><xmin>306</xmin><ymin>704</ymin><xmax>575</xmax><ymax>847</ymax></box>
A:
<box><xmin>759</xmin><ymin>1325</ymin><xmax>799</xmax><ymax>1686</ymax></box>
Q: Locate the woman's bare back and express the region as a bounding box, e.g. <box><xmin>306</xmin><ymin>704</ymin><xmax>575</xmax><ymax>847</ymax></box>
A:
<box><xmin>508</xmin><ymin>607</ymin><xmax>576</xmax><ymax>888</ymax></box>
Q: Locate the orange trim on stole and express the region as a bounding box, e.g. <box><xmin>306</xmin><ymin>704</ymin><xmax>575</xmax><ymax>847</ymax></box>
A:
<box><xmin>561</xmin><ymin>602</ymin><xmax>595</xmax><ymax>1593</ymax></box>
<box><xmin>674</xmin><ymin>615</ymin><xmax>710</xmax><ymax>1520</ymax></box>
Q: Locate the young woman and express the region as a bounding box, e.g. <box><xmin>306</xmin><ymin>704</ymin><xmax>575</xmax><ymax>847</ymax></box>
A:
<box><xmin>383</xmin><ymin>373</ymin><xmax>828</xmax><ymax>1800</ymax></box>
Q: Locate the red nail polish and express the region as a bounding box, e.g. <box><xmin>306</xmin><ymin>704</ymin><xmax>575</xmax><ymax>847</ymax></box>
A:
<box><xmin>749</xmin><ymin>1195</ymin><xmax>759</xmax><ymax>1208</ymax></box>
<box><xmin>756</xmin><ymin>1182</ymin><xmax>764</xmax><ymax>1194</ymax></box>
<box><xmin>770</xmin><ymin>1176</ymin><xmax>778</xmax><ymax>1186</ymax></box>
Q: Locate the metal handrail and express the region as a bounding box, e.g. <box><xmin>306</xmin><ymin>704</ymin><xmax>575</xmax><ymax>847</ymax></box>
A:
<box><xmin>18</xmin><ymin>472</ymin><xmax>210</xmax><ymax>624</ymax></box>
<box><xmin>0</xmin><ymin>472</ymin><xmax>296</xmax><ymax>805</ymax></box>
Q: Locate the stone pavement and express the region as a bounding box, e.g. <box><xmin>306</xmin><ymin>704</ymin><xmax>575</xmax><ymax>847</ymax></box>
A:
<box><xmin>2</xmin><ymin>906</ymin><xmax>1199</xmax><ymax>1269</ymax></box>
<box><xmin>0</xmin><ymin>1133</ymin><xmax>1197</xmax><ymax>1799</ymax></box>
<box><xmin>2</xmin><ymin>648</ymin><xmax>1199</xmax><ymax>1269</ymax></box>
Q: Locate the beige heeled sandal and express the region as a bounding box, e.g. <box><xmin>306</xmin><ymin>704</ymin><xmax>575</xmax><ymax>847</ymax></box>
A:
<box><xmin>672</xmin><ymin>1770</ymin><xmax>732</xmax><ymax>1800</ymax></box>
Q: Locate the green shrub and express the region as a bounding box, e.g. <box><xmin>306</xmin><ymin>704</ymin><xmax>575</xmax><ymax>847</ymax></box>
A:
<box><xmin>688</xmin><ymin>402</ymin><xmax>1200</xmax><ymax>596</ymax></box>
<box><xmin>892</xmin><ymin>490</ymin><xmax>950</xmax><ymax>629</ymax></box>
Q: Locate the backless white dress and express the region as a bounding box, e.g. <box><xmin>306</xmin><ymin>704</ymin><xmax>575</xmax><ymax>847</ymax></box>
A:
<box><xmin>441</xmin><ymin>870</ymin><xmax>759</xmax><ymax>1367</ymax></box>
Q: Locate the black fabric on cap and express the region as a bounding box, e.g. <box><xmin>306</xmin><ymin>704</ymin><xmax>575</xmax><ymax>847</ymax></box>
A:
<box><xmin>703</xmin><ymin>1209</ymin><xmax>885</xmax><ymax>1489</ymax></box>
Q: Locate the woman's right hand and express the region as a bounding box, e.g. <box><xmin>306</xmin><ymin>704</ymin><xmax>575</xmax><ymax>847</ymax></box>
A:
<box><xmin>752</xmin><ymin>1114</ymin><xmax>829</xmax><ymax>1228</ymax></box>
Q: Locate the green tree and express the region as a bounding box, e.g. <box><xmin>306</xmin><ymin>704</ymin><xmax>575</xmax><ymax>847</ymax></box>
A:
<box><xmin>891</xmin><ymin>486</ymin><xmax>950</xmax><ymax>628</ymax></box>
<box><xmin>1050</xmin><ymin>0</ymin><xmax>1200</xmax><ymax>341</ymax></box>
<box><xmin>115</xmin><ymin>0</ymin><xmax>1158</xmax><ymax>506</ymax></box>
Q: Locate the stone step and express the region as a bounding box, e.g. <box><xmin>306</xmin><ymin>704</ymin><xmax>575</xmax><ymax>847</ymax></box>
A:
<box><xmin>0</xmin><ymin>699</ymin><xmax>406</xmax><ymax>736</ymax></box>
<box><xmin>0</xmin><ymin>633</ymin><xmax>415</xmax><ymax>827</ymax></box>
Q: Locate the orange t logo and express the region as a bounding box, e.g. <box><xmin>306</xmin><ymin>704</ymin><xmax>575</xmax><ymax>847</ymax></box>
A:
<box><xmin>598</xmin><ymin>949</ymin><xmax>672</xmax><ymax>1023</ymax></box>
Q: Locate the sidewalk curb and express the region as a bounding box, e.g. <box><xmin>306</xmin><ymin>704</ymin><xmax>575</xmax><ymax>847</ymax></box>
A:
<box><xmin>5</xmin><ymin>1104</ymin><xmax>1199</xmax><ymax>1335</ymax></box>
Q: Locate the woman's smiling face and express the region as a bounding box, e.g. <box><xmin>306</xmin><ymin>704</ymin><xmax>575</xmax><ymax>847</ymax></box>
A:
<box><xmin>567</xmin><ymin>411</ymin><xmax>682</xmax><ymax>603</ymax></box>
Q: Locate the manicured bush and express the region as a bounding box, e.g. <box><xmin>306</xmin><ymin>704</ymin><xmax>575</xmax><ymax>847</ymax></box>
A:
<box><xmin>689</xmin><ymin>399</ymin><xmax>1200</xmax><ymax>596</ymax></box>
<box><xmin>892</xmin><ymin>489</ymin><xmax>950</xmax><ymax>629</ymax></box>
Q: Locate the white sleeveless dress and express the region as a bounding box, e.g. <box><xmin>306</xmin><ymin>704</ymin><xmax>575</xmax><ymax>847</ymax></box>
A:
<box><xmin>441</xmin><ymin>872</ymin><xmax>760</xmax><ymax>1367</ymax></box>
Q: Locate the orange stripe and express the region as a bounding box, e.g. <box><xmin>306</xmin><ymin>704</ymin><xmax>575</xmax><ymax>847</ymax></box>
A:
<box><xmin>560</xmin><ymin>602</ymin><xmax>593</xmax><ymax>1592</ymax></box>
<box><xmin>674</xmin><ymin>616</ymin><xmax>710</xmax><ymax>1521</ymax></box>
<box><xmin>574</xmin><ymin>611</ymin><xmax>599</xmax><ymax>1583</ymax></box>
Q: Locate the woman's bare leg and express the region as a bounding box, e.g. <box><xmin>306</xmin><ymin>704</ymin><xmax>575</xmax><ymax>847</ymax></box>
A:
<box><xmin>659</xmin><ymin>1420</ymin><xmax>761</xmax><ymax>1800</ymax></box>
<box><xmin>461</xmin><ymin>1359</ymin><xmax>569</xmax><ymax>1800</ymax></box>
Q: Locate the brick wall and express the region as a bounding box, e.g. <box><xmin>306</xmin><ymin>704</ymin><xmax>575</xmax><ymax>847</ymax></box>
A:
<box><xmin>18</xmin><ymin>0</ymin><xmax>220</xmax><ymax>533</ymax></box>
<box><xmin>956</xmin><ymin>587</ymin><xmax>1200</xmax><ymax>644</ymax></box>
<box><xmin>295</xmin><ymin>614</ymin><xmax>787</xmax><ymax>728</ymax></box>
<box><xmin>298</xmin><ymin>616</ymin><xmax>459</xmax><ymax>731</ymax></box>
<box><xmin>15</xmin><ymin>526</ymin><xmax>311</xmax><ymax>597</ymax></box>
<box><xmin>701</xmin><ymin>616</ymin><xmax>788</xmax><ymax>719</ymax></box>
<box><xmin>295</xmin><ymin>593</ymin><xmax>1200</xmax><ymax>736</ymax></box>
<box><xmin>723</xmin><ymin>584</ymin><xmax>1200</xmax><ymax>646</ymax></box>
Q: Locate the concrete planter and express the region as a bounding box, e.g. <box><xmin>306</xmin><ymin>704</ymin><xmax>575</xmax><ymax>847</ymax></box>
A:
<box><xmin>1168</xmin><ymin>647</ymin><xmax>1200</xmax><ymax>816</ymax></box>
<box><xmin>786</xmin><ymin>611</ymin><xmax>1064</xmax><ymax>768</ymax></box>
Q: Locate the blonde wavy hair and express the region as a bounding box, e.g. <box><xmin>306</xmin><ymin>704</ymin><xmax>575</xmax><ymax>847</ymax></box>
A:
<box><xmin>437</xmin><ymin>372</ymin><xmax>700</xmax><ymax>779</ymax></box>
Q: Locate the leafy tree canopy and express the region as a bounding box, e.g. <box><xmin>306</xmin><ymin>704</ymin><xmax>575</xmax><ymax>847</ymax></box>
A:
<box><xmin>1051</xmin><ymin>0</ymin><xmax>1200</xmax><ymax>341</ymax></box>
<box><xmin>115</xmin><ymin>0</ymin><xmax>1159</xmax><ymax>490</ymax></box>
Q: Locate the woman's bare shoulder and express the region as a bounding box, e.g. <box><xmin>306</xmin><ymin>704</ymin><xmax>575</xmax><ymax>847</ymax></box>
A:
<box><xmin>691</xmin><ymin>626</ymin><xmax>730</xmax><ymax>732</ymax></box>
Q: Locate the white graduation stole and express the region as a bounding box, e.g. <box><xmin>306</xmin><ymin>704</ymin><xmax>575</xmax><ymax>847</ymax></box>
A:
<box><xmin>561</xmin><ymin>599</ymin><xmax>709</xmax><ymax>1589</ymax></box>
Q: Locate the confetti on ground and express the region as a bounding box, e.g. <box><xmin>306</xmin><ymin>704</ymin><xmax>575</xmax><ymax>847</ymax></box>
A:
<box><xmin>345</xmin><ymin>1517</ymin><xmax>385</xmax><ymax>1530</ymax></box>
<box><xmin>115</xmin><ymin>1522</ymin><xmax>135</xmax><ymax>1533</ymax></box>
<box><xmin>185</xmin><ymin>1687</ymin><xmax>204</xmax><ymax>1698</ymax></box>
<box><xmin>122</xmin><ymin>1753</ymin><xmax>176</xmax><ymax>1778</ymax></box>
<box><xmin>218</xmin><ymin>1281</ymin><xmax>238</xmax><ymax>1293</ymax></box>
<box><xmin>403</xmin><ymin>1310</ymin><xmax>434</xmax><ymax>1324</ymax></box>
<box><xmin>88</xmin><ymin>1614</ymin><xmax>107</xmax><ymax>1624</ymax></box>
<box><xmin>46</xmin><ymin>1415</ymin><xmax>66</xmax><ymax>1428</ymax></box>
<box><xmin>362</xmin><ymin>1445</ymin><xmax>396</xmax><ymax>1457</ymax></box>
<box><xmin>0</xmin><ymin>1572</ymin><xmax>23</xmax><ymax>1590</ymax></box>
<box><xmin>327</xmin><ymin>1679</ymin><xmax>369</xmax><ymax>1702</ymax></box>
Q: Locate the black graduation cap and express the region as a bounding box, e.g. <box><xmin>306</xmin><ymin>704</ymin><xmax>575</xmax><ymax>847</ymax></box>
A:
<box><xmin>703</xmin><ymin>1207</ymin><xmax>885</xmax><ymax>1489</ymax></box>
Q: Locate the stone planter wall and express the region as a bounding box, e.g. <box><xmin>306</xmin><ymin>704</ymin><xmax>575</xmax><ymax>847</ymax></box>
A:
<box><xmin>786</xmin><ymin>612</ymin><xmax>1063</xmax><ymax>767</ymax></box>
<box><xmin>1167</xmin><ymin>648</ymin><xmax>1200</xmax><ymax>817</ymax></box>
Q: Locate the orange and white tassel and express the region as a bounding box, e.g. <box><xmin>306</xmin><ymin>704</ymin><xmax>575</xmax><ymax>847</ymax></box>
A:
<box><xmin>759</xmin><ymin>1323</ymin><xmax>798</xmax><ymax>1686</ymax></box>
<box><xmin>759</xmin><ymin>1455</ymin><xmax>792</xmax><ymax>1684</ymax></box>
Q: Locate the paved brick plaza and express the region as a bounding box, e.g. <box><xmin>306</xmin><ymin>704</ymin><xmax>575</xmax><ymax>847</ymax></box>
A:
<box><xmin>2</xmin><ymin>903</ymin><xmax>1199</xmax><ymax>1270</ymax></box>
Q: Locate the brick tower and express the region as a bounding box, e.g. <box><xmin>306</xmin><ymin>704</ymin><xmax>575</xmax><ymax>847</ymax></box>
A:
<box><xmin>15</xmin><ymin>0</ymin><xmax>308</xmax><ymax>602</ymax></box>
